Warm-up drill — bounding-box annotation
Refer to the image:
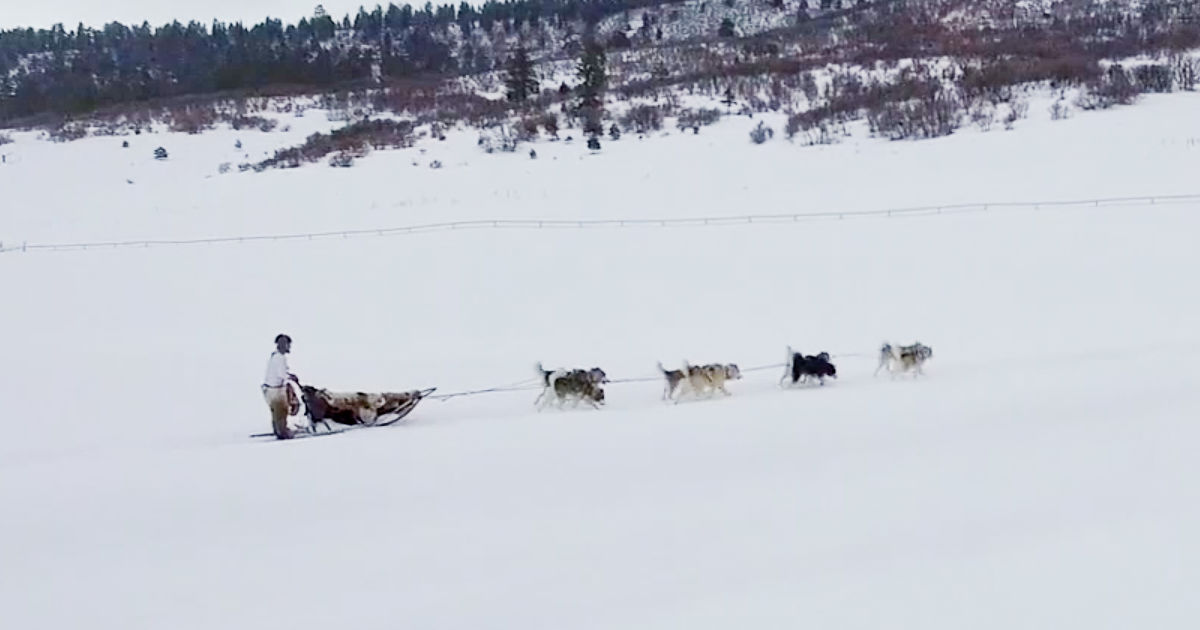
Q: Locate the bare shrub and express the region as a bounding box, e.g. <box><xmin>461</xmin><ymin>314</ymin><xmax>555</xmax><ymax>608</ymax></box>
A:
<box><xmin>167</xmin><ymin>107</ymin><xmax>217</xmax><ymax>134</ymax></box>
<box><xmin>0</xmin><ymin>132</ymin><xmax>12</xmax><ymax>146</ymax></box>
<box><xmin>621</xmin><ymin>104</ymin><xmax>666</xmax><ymax>134</ymax></box>
<box><xmin>328</xmin><ymin>151</ymin><xmax>357</xmax><ymax>168</ymax></box>
<box><xmin>867</xmin><ymin>89</ymin><xmax>964</xmax><ymax>141</ymax></box>
<box><xmin>969</xmin><ymin>102</ymin><xmax>995</xmax><ymax>131</ymax></box>
<box><xmin>800</xmin><ymin>72</ymin><xmax>820</xmax><ymax>102</ymax></box>
<box><xmin>788</xmin><ymin>115</ymin><xmax>843</xmax><ymax>146</ymax></box>
<box><xmin>250</xmin><ymin>120</ymin><xmax>411</xmax><ymax>171</ymax></box>
<box><xmin>749</xmin><ymin>121</ymin><xmax>775</xmax><ymax>144</ymax></box>
<box><xmin>1077</xmin><ymin>65</ymin><xmax>1139</xmax><ymax>110</ymax></box>
<box><xmin>786</xmin><ymin>108</ymin><xmax>848</xmax><ymax>144</ymax></box>
<box><xmin>517</xmin><ymin>117</ymin><xmax>541</xmax><ymax>141</ymax></box>
<box><xmin>538</xmin><ymin>113</ymin><xmax>560</xmax><ymax>138</ymax></box>
<box><xmin>1171</xmin><ymin>55</ymin><xmax>1197</xmax><ymax>91</ymax></box>
<box><xmin>231</xmin><ymin>115</ymin><xmax>279</xmax><ymax>132</ymax></box>
<box><xmin>49</xmin><ymin>123</ymin><xmax>89</xmax><ymax>142</ymax></box>
<box><xmin>675</xmin><ymin>108</ymin><xmax>722</xmax><ymax>132</ymax></box>
<box><xmin>1004</xmin><ymin>98</ymin><xmax>1029</xmax><ymax>130</ymax></box>
<box><xmin>1049</xmin><ymin>99</ymin><xmax>1071</xmax><ymax>121</ymax></box>
<box><xmin>1133</xmin><ymin>64</ymin><xmax>1173</xmax><ymax>93</ymax></box>
<box><xmin>960</xmin><ymin>56</ymin><xmax>1100</xmax><ymax>100</ymax></box>
<box><xmin>477</xmin><ymin>125</ymin><xmax>519</xmax><ymax>153</ymax></box>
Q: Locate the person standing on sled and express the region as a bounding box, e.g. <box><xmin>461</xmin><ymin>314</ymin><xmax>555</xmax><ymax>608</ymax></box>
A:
<box><xmin>262</xmin><ymin>334</ymin><xmax>300</xmax><ymax>439</ymax></box>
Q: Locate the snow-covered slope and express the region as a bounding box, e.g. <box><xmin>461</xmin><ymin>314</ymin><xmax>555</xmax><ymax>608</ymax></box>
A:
<box><xmin>1</xmin><ymin>92</ymin><xmax>1199</xmax><ymax>628</ymax></box>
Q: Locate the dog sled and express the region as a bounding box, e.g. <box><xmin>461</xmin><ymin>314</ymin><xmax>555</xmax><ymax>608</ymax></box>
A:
<box><xmin>251</xmin><ymin>384</ymin><xmax>437</xmax><ymax>440</ymax></box>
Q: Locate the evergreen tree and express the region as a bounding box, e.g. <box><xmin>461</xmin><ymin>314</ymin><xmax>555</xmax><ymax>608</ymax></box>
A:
<box><xmin>576</xmin><ymin>40</ymin><xmax>606</xmax><ymax>111</ymax></box>
<box><xmin>504</xmin><ymin>44</ymin><xmax>538</xmax><ymax>103</ymax></box>
<box><xmin>576</xmin><ymin>39</ymin><xmax>607</xmax><ymax>138</ymax></box>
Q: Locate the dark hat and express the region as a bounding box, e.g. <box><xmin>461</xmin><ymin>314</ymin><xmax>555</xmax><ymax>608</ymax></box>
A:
<box><xmin>274</xmin><ymin>333</ymin><xmax>292</xmax><ymax>344</ymax></box>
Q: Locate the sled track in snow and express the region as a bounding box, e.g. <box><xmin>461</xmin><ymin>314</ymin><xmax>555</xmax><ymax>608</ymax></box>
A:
<box><xmin>2</xmin><ymin>193</ymin><xmax>1198</xmax><ymax>254</ymax></box>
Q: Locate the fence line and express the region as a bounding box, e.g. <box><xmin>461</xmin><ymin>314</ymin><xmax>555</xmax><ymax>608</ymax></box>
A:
<box><xmin>2</xmin><ymin>192</ymin><xmax>1197</xmax><ymax>255</ymax></box>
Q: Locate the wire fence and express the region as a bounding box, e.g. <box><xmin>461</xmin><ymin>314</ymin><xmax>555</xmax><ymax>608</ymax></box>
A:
<box><xmin>3</xmin><ymin>192</ymin><xmax>1197</xmax><ymax>255</ymax></box>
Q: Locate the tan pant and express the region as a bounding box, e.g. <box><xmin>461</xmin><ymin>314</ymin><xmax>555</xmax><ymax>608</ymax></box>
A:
<box><xmin>262</xmin><ymin>386</ymin><xmax>292</xmax><ymax>439</ymax></box>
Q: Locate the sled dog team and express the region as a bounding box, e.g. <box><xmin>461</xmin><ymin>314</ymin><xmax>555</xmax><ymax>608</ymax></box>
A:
<box><xmin>534</xmin><ymin>341</ymin><xmax>934</xmax><ymax>410</ymax></box>
<box><xmin>263</xmin><ymin>334</ymin><xmax>935</xmax><ymax>437</ymax></box>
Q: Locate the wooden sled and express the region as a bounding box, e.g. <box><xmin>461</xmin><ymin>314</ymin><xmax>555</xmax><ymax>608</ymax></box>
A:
<box><xmin>251</xmin><ymin>386</ymin><xmax>436</xmax><ymax>439</ymax></box>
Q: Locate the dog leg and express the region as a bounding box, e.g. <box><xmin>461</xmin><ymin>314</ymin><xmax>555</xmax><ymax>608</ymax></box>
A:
<box><xmin>538</xmin><ymin>388</ymin><xmax>557</xmax><ymax>412</ymax></box>
<box><xmin>781</xmin><ymin>347</ymin><xmax>793</xmax><ymax>387</ymax></box>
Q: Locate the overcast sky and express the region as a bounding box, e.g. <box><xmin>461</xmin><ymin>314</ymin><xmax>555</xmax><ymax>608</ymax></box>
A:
<box><xmin>3</xmin><ymin>2</ymin><xmax>392</xmax><ymax>30</ymax></box>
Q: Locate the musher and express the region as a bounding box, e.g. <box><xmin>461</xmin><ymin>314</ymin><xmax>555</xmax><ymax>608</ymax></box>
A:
<box><xmin>262</xmin><ymin>333</ymin><xmax>300</xmax><ymax>439</ymax></box>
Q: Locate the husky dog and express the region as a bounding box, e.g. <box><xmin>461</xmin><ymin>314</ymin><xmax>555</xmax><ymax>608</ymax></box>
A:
<box><xmin>657</xmin><ymin>361</ymin><xmax>687</xmax><ymax>401</ymax></box>
<box><xmin>875</xmin><ymin>342</ymin><xmax>933</xmax><ymax>377</ymax></box>
<box><xmin>781</xmin><ymin>347</ymin><xmax>837</xmax><ymax>387</ymax></box>
<box><xmin>534</xmin><ymin>362</ymin><xmax>608</xmax><ymax>406</ymax></box>
<box><xmin>698</xmin><ymin>362</ymin><xmax>742</xmax><ymax>397</ymax></box>
<box><xmin>674</xmin><ymin>361</ymin><xmax>743</xmax><ymax>400</ymax></box>
<box><xmin>538</xmin><ymin>368</ymin><xmax>606</xmax><ymax>410</ymax></box>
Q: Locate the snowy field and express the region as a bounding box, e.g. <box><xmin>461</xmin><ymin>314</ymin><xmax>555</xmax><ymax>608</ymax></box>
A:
<box><xmin>1</xmin><ymin>92</ymin><xmax>1199</xmax><ymax>628</ymax></box>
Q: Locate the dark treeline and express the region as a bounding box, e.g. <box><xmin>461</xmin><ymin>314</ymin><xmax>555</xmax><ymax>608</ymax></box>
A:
<box><xmin>0</xmin><ymin>0</ymin><xmax>673</xmax><ymax>122</ymax></box>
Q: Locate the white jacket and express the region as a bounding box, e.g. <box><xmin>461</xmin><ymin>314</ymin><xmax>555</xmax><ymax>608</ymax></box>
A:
<box><xmin>263</xmin><ymin>351</ymin><xmax>291</xmax><ymax>387</ymax></box>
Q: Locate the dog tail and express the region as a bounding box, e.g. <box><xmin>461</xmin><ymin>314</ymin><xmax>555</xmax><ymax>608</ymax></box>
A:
<box><xmin>535</xmin><ymin>361</ymin><xmax>551</xmax><ymax>384</ymax></box>
<box><xmin>656</xmin><ymin>361</ymin><xmax>668</xmax><ymax>375</ymax></box>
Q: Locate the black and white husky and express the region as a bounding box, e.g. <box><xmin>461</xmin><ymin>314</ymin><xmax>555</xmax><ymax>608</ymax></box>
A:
<box><xmin>535</xmin><ymin>362</ymin><xmax>607</xmax><ymax>409</ymax></box>
<box><xmin>875</xmin><ymin>342</ymin><xmax>933</xmax><ymax>377</ymax></box>
<box><xmin>781</xmin><ymin>346</ymin><xmax>837</xmax><ymax>387</ymax></box>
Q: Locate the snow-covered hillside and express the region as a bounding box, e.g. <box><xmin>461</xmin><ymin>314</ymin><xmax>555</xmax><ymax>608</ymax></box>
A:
<box><xmin>1</xmin><ymin>91</ymin><xmax>1199</xmax><ymax>628</ymax></box>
